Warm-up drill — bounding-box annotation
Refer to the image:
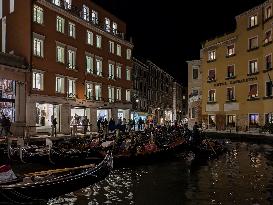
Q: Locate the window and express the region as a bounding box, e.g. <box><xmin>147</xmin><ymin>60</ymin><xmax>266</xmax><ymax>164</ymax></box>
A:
<box><xmin>249</xmin><ymin>84</ymin><xmax>258</xmax><ymax>98</ymax></box>
<box><xmin>265</xmin><ymin>30</ymin><xmax>272</xmax><ymax>44</ymax></box>
<box><xmin>191</xmin><ymin>108</ymin><xmax>196</xmax><ymax>119</ymax></box>
<box><xmin>208</xmin><ymin>115</ymin><xmax>216</xmax><ymax>128</ymax></box>
<box><xmin>265</xmin><ymin>5</ymin><xmax>272</xmax><ymax>20</ymax></box>
<box><xmin>265</xmin><ymin>81</ymin><xmax>273</xmax><ymax>97</ymax></box>
<box><xmin>82</xmin><ymin>5</ymin><xmax>89</xmax><ymax>21</ymax></box>
<box><xmin>126</xmin><ymin>49</ymin><xmax>131</xmax><ymax>60</ymax></box>
<box><xmin>105</xmin><ymin>18</ymin><xmax>111</xmax><ymax>32</ymax></box>
<box><xmin>227</xmin><ymin>65</ymin><xmax>235</xmax><ymax>77</ymax></box>
<box><xmin>67</xmin><ymin>49</ymin><xmax>76</xmax><ymax>69</ymax></box>
<box><xmin>249</xmin><ymin>60</ymin><xmax>258</xmax><ymax>74</ymax></box>
<box><xmin>113</xmin><ymin>22</ymin><xmax>117</xmax><ymax>34</ymax></box>
<box><xmin>33</xmin><ymin>5</ymin><xmax>43</xmax><ymax>24</ymax></box>
<box><xmin>208</xmin><ymin>69</ymin><xmax>216</xmax><ymax>81</ymax></box>
<box><xmin>87</xmin><ymin>30</ymin><xmax>93</xmax><ymax>45</ymax></box>
<box><xmin>56</xmin><ymin>45</ymin><xmax>65</xmax><ymax>63</ymax></box>
<box><xmin>226</xmin><ymin>115</ymin><xmax>236</xmax><ymax>127</ymax></box>
<box><xmin>249</xmin><ymin>36</ymin><xmax>258</xmax><ymax>50</ymax></box>
<box><xmin>117</xmin><ymin>44</ymin><xmax>121</xmax><ymax>56</ymax></box>
<box><xmin>108</xmin><ymin>63</ymin><xmax>114</xmax><ymax>79</ymax></box>
<box><xmin>96</xmin><ymin>59</ymin><xmax>102</xmax><ymax>76</ymax></box>
<box><xmin>33</xmin><ymin>37</ymin><xmax>44</xmax><ymax>57</ymax></box>
<box><xmin>86</xmin><ymin>55</ymin><xmax>93</xmax><ymax>74</ymax></box>
<box><xmin>96</xmin><ymin>35</ymin><xmax>102</xmax><ymax>48</ymax></box>
<box><xmin>67</xmin><ymin>79</ymin><xmax>76</xmax><ymax>98</ymax></box>
<box><xmin>227</xmin><ymin>87</ymin><xmax>235</xmax><ymax>101</ymax></box>
<box><xmin>56</xmin><ymin>16</ymin><xmax>65</xmax><ymax>33</ymax></box>
<box><xmin>64</xmin><ymin>0</ymin><xmax>71</xmax><ymax>9</ymax></box>
<box><xmin>68</xmin><ymin>22</ymin><xmax>75</xmax><ymax>38</ymax></box>
<box><xmin>126</xmin><ymin>90</ymin><xmax>131</xmax><ymax>101</ymax></box>
<box><xmin>116</xmin><ymin>65</ymin><xmax>122</xmax><ymax>79</ymax></box>
<box><xmin>249</xmin><ymin>15</ymin><xmax>258</xmax><ymax>28</ymax></box>
<box><xmin>208</xmin><ymin>50</ymin><xmax>216</xmax><ymax>61</ymax></box>
<box><xmin>32</xmin><ymin>71</ymin><xmax>44</xmax><ymax>90</ymax></box>
<box><xmin>52</xmin><ymin>0</ymin><xmax>60</xmax><ymax>6</ymax></box>
<box><xmin>86</xmin><ymin>82</ymin><xmax>93</xmax><ymax>100</ymax></box>
<box><xmin>126</xmin><ymin>68</ymin><xmax>131</xmax><ymax>80</ymax></box>
<box><xmin>192</xmin><ymin>89</ymin><xmax>198</xmax><ymax>96</ymax></box>
<box><xmin>109</xmin><ymin>41</ymin><xmax>114</xmax><ymax>53</ymax></box>
<box><xmin>192</xmin><ymin>67</ymin><xmax>199</xmax><ymax>79</ymax></box>
<box><xmin>56</xmin><ymin>76</ymin><xmax>64</xmax><ymax>93</ymax></box>
<box><xmin>249</xmin><ymin>114</ymin><xmax>259</xmax><ymax>127</ymax></box>
<box><xmin>108</xmin><ymin>86</ymin><xmax>115</xmax><ymax>102</ymax></box>
<box><xmin>265</xmin><ymin>113</ymin><xmax>273</xmax><ymax>124</ymax></box>
<box><xmin>208</xmin><ymin>89</ymin><xmax>216</xmax><ymax>102</ymax></box>
<box><xmin>91</xmin><ymin>10</ymin><xmax>98</xmax><ymax>24</ymax></box>
<box><xmin>266</xmin><ymin>54</ymin><xmax>272</xmax><ymax>70</ymax></box>
<box><xmin>227</xmin><ymin>44</ymin><xmax>235</xmax><ymax>56</ymax></box>
<box><xmin>116</xmin><ymin>88</ymin><xmax>121</xmax><ymax>101</ymax></box>
<box><xmin>95</xmin><ymin>84</ymin><xmax>101</xmax><ymax>101</ymax></box>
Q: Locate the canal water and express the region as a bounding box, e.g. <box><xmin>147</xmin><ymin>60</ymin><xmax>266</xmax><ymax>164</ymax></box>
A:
<box><xmin>15</xmin><ymin>141</ymin><xmax>273</xmax><ymax>204</ymax></box>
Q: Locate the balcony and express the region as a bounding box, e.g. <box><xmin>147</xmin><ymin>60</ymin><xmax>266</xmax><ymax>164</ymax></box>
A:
<box><xmin>42</xmin><ymin>0</ymin><xmax>127</xmax><ymax>41</ymax></box>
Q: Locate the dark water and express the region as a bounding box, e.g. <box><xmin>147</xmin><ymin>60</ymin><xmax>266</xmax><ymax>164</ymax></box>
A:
<box><xmin>33</xmin><ymin>141</ymin><xmax>273</xmax><ymax>204</ymax></box>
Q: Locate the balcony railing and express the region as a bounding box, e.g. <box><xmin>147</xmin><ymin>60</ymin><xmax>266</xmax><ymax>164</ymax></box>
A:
<box><xmin>44</xmin><ymin>0</ymin><xmax>126</xmax><ymax>40</ymax></box>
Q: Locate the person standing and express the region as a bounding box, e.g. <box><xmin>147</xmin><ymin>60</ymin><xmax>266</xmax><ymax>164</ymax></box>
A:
<box><xmin>82</xmin><ymin>116</ymin><xmax>89</xmax><ymax>135</ymax></box>
<box><xmin>97</xmin><ymin>118</ymin><xmax>101</xmax><ymax>132</ymax></box>
<box><xmin>109</xmin><ymin>118</ymin><xmax>115</xmax><ymax>132</ymax></box>
<box><xmin>52</xmin><ymin>118</ymin><xmax>57</xmax><ymax>137</ymax></box>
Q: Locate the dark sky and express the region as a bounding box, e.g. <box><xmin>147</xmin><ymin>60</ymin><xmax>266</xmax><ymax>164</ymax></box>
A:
<box><xmin>93</xmin><ymin>0</ymin><xmax>266</xmax><ymax>85</ymax></box>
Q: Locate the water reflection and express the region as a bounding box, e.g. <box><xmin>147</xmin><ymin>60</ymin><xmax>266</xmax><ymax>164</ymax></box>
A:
<box><xmin>47</xmin><ymin>142</ymin><xmax>273</xmax><ymax>205</ymax></box>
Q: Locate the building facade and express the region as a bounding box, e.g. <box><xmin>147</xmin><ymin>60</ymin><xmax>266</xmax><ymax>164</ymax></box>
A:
<box><xmin>1</xmin><ymin>0</ymin><xmax>133</xmax><ymax>134</ymax></box>
<box><xmin>132</xmin><ymin>57</ymin><xmax>149</xmax><ymax>122</ymax></box>
<box><xmin>201</xmin><ymin>0</ymin><xmax>273</xmax><ymax>131</ymax></box>
<box><xmin>173</xmin><ymin>82</ymin><xmax>187</xmax><ymax>124</ymax></box>
<box><xmin>187</xmin><ymin>60</ymin><xmax>202</xmax><ymax>129</ymax></box>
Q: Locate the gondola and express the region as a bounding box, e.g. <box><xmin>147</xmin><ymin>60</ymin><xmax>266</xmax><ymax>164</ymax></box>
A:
<box><xmin>0</xmin><ymin>153</ymin><xmax>113</xmax><ymax>204</ymax></box>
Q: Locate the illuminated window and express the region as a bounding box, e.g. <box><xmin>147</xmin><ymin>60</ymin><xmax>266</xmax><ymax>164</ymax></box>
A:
<box><xmin>249</xmin><ymin>114</ymin><xmax>259</xmax><ymax>127</ymax></box>
<box><xmin>227</xmin><ymin>87</ymin><xmax>235</xmax><ymax>101</ymax></box>
<box><xmin>56</xmin><ymin>76</ymin><xmax>64</xmax><ymax>93</ymax></box>
<box><xmin>56</xmin><ymin>16</ymin><xmax>65</xmax><ymax>33</ymax></box>
<box><xmin>116</xmin><ymin>88</ymin><xmax>121</xmax><ymax>101</ymax></box>
<box><xmin>227</xmin><ymin>44</ymin><xmax>235</xmax><ymax>56</ymax></box>
<box><xmin>87</xmin><ymin>30</ymin><xmax>93</xmax><ymax>45</ymax></box>
<box><xmin>109</xmin><ymin>41</ymin><xmax>115</xmax><ymax>53</ymax></box>
<box><xmin>116</xmin><ymin>65</ymin><xmax>122</xmax><ymax>79</ymax></box>
<box><xmin>265</xmin><ymin>5</ymin><xmax>272</xmax><ymax>20</ymax></box>
<box><xmin>56</xmin><ymin>45</ymin><xmax>65</xmax><ymax>63</ymax></box>
<box><xmin>126</xmin><ymin>90</ymin><xmax>131</xmax><ymax>101</ymax></box>
<box><xmin>33</xmin><ymin>37</ymin><xmax>44</xmax><ymax>57</ymax></box>
<box><xmin>32</xmin><ymin>71</ymin><xmax>44</xmax><ymax>90</ymax></box>
<box><xmin>86</xmin><ymin>82</ymin><xmax>93</xmax><ymax>100</ymax></box>
<box><xmin>68</xmin><ymin>22</ymin><xmax>76</xmax><ymax>38</ymax></box>
<box><xmin>208</xmin><ymin>89</ymin><xmax>216</xmax><ymax>102</ymax></box>
<box><xmin>96</xmin><ymin>59</ymin><xmax>102</xmax><ymax>76</ymax></box>
<box><xmin>33</xmin><ymin>5</ymin><xmax>43</xmax><ymax>24</ymax></box>
<box><xmin>108</xmin><ymin>63</ymin><xmax>115</xmax><ymax>79</ymax></box>
<box><xmin>86</xmin><ymin>55</ymin><xmax>93</xmax><ymax>74</ymax></box>
<box><xmin>249</xmin><ymin>15</ymin><xmax>258</xmax><ymax>27</ymax></box>
<box><xmin>82</xmin><ymin>5</ymin><xmax>89</xmax><ymax>21</ymax></box>
<box><xmin>67</xmin><ymin>79</ymin><xmax>76</xmax><ymax>98</ymax></box>
<box><xmin>96</xmin><ymin>35</ymin><xmax>102</xmax><ymax>48</ymax></box>
<box><xmin>227</xmin><ymin>65</ymin><xmax>235</xmax><ymax>77</ymax></box>
<box><xmin>249</xmin><ymin>36</ymin><xmax>258</xmax><ymax>49</ymax></box>
<box><xmin>265</xmin><ymin>30</ymin><xmax>272</xmax><ymax>44</ymax></box>
<box><xmin>208</xmin><ymin>50</ymin><xmax>216</xmax><ymax>61</ymax></box>
<box><xmin>248</xmin><ymin>84</ymin><xmax>258</xmax><ymax>98</ymax></box>
<box><xmin>249</xmin><ymin>60</ymin><xmax>258</xmax><ymax>74</ymax></box>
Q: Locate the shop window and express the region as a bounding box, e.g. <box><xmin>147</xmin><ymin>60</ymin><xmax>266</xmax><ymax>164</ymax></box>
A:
<box><xmin>33</xmin><ymin>5</ymin><xmax>43</xmax><ymax>24</ymax></box>
<box><xmin>265</xmin><ymin>113</ymin><xmax>273</xmax><ymax>124</ymax></box>
<box><xmin>56</xmin><ymin>76</ymin><xmax>64</xmax><ymax>93</ymax></box>
<box><xmin>226</xmin><ymin>115</ymin><xmax>236</xmax><ymax>128</ymax></box>
<box><xmin>249</xmin><ymin>114</ymin><xmax>259</xmax><ymax>127</ymax></box>
<box><xmin>32</xmin><ymin>71</ymin><xmax>44</xmax><ymax>90</ymax></box>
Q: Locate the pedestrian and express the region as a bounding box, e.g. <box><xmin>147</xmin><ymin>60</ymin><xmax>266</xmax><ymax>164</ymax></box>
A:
<box><xmin>103</xmin><ymin>118</ymin><xmax>109</xmax><ymax>134</ymax></box>
<box><xmin>132</xmin><ymin>119</ymin><xmax>136</xmax><ymax>131</ymax></box>
<box><xmin>97</xmin><ymin>118</ymin><xmax>102</xmax><ymax>132</ymax></box>
<box><xmin>52</xmin><ymin>118</ymin><xmax>57</xmax><ymax>137</ymax></box>
<box><xmin>82</xmin><ymin>116</ymin><xmax>89</xmax><ymax>135</ymax></box>
<box><xmin>138</xmin><ymin>117</ymin><xmax>143</xmax><ymax>131</ymax></box>
<box><xmin>109</xmin><ymin>118</ymin><xmax>115</xmax><ymax>132</ymax></box>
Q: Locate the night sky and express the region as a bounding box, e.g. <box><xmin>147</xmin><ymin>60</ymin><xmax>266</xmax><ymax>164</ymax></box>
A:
<box><xmin>93</xmin><ymin>0</ymin><xmax>266</xmax><ymax>85</ymax></box>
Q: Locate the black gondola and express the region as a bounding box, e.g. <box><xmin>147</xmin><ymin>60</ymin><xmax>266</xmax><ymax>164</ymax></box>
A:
<box><xmin>0</xmin><ymin>153</ymin><xmax>113</xmax><ymax>204</ymax></box>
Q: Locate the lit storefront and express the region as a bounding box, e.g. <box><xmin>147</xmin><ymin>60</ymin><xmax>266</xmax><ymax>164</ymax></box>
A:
<box><xmin>131</xmin><ymin>111</ymin><xmax>147</xmax><ymax>123</ymax></box>
<box><xmin>0</xmin><ymin>79</ymin><xmax>15</xmax><ymax>121</ymax></box>
<box><xmin>165</xmin><ymin>110</ymin><xmax>173</xmax><ymax>123</ymax></box>
<box><xmin>97</xmin><ymin>109</ymin><xmax>111</xmax><ymax>121</ymax></box>
<box><xmin>118</xmin><ymin>109</ymin><xmax>130</xmax><ymax>120</ymax></box>
<box><xmin>36</xmin><ymin>103</ymin><xmax>60</xmax><ymax>132</ymax></box>
<box><xmin>71</xmin><ymin>107</ymin><xmax>90</xmax><ymax>125</ymax></box>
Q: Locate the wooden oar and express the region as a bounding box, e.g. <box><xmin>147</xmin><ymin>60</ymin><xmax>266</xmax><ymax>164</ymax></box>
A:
<box><xmin>25</xmin><ymin>164</ymin><xmax>95</xmax><ymax>177</ymax></box>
